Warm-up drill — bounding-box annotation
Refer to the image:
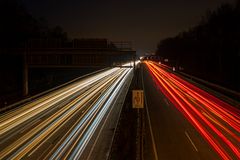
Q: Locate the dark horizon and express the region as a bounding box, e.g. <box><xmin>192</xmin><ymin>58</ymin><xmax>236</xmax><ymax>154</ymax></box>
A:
<box><xmin>21</xmin><ymin>0</ymin><xmax>236</xmax><ymax>55</ymax></box>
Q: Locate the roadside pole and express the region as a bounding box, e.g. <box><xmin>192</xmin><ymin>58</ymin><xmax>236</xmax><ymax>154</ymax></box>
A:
<box><xmin>23</xmin><ymin>44</ymin><xmax>29</xmax><ymax>97</ymax></box>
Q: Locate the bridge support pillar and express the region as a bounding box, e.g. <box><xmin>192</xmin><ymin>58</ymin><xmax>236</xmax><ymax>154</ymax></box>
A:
<box><xmin>23</xmin><ymin>50</ymin><xmax>28</xmax><ymax>97</ymax></box>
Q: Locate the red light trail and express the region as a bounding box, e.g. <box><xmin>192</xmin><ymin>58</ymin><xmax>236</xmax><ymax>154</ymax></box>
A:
<box><xmin>145</xmin><ymin>61</ymin><xmax>240</xmax><ymax>160</ymax></box>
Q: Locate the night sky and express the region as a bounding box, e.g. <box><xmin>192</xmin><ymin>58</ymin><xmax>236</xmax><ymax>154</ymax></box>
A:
<box><xmin>21</xmin><ymin>0</ymin><xmax>235</xmax><ymax>55</ymax></box>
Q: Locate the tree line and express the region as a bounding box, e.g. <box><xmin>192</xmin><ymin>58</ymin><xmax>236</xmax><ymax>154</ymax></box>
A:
<box><xmin>0</xmin><ymin>0</ymin><xmax>69</xmax><ymax>106</ymax></box>
<box><xmin>156</xmin><ymin>1</ymin><xmax>240</xmax><ymax>91</ymax></box>
<box><xmin>0</xmin><ymin>0</ymin><xmax>68</xmax><ymax>49</ymax></box>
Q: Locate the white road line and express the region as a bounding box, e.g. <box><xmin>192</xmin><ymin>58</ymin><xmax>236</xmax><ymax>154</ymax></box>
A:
<box><xmin>86</xmin><ymin>91</ymin><xmax>120</xmax><ymax>160</ymax></box>
<box><xmin>164</xmin><ymin>98</ymin><xmax>169</xmax><ymax>106</ymax></box>
<box><xmin>185</xmin><ymin>131</ymin><xmax>198</xmax><ymax>152</ymax></box>
<box><xmin>86</xmin><ymin>69</ymin><xmax>132</xmax><ymax>160</ymax></box>
<box><xmin>141</xmin><ymin>65</ymin><xmax>159</xmax><ymax>160</ymax></box>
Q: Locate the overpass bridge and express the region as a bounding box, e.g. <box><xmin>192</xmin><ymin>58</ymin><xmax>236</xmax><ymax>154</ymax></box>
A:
<box><xmin>24</xmin><ymin>39</ymin><xmax>135</xmax><ymax>68</ymax></box>
<box><xmin>2</xmin><ymin>39</ymin><xmax>136</xmax><ymax>97</ymax></box>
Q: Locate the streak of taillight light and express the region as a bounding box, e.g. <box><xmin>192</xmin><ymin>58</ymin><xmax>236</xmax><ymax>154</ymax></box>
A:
<box><xmin>146</xmin><ymin>63</ymin><xmax>231</xmax><ymax>159</ymax></box>
<box><xmin>152</xmin><ymin>64</ymin><xmax>240</xmax><ymax>132</ymax></box>
<box><xmin>149</xmin><ymin>62</ymin><xmax>240</xmax><ymax>132</ymax></box>
<box><xmin>202</xmin><ymin>111</ymin><xmax>239</xmax><ymax>142</ymax></box>
<box><xmin>149</xmin><ymin>62</ymin><xmax>240</xmax><ymax>158</ymax></box>
<box><xmin>173</xmin><ymin>77</ymin><xmax>240</xmax><ymax>132</ymax></box>
<box><xmin>171</xmin><ymin>73</ymin><xmax>240</xmax><ymax>118</ymax></box>
<box><xmin>145</xmin><ymin>61</ymin><xmax>240</xmax><ymax>159</ymax></box>
<box><xmin>171</xmin><ymin>73</ymin><xmax>240</xmax><ymax>117</ymax></box>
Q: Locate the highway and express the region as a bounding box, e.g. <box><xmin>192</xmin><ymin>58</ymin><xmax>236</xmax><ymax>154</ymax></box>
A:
<box><xmin>142</xmin><ymin>61</ymin><xmax>240</xmax><ymax>160</ymax></box>
<box><xmin>0</xmin><ymin>66</ymin><xmax>133</xmax><ymax>160</ymax></box>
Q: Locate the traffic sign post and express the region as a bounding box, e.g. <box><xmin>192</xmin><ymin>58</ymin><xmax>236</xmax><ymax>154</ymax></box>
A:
<box><xmin>132</xmin><ymin>90</ymin><xmax>144</xmax><ymax>108</ymax></box>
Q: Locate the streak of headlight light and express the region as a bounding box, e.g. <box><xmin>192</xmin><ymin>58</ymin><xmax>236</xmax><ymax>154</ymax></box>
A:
<box><xmin>50</xmin><ymin>68</ymin><xmax>132</xmax><ymax>159</ymax></box>
<box><xmin>49</xmin><ymin>86</ymin><xmax>112</xmax><ymax>159</ymax></box>
<box><xmin>0</xmin><ymin>68</ymin><xmax>120</xmax><ymax>134</ymax></box>
<box><xmin>48</xmin><ymin>70</ymin><xmax>127</xmax><ymax>159</ymax></box>
<box><xmin>7</xmin><ymin>95</ymin><xmax>90</xmax><ymax>160</ymax></box>
<box><xmin>1</xmin><ymin>68</ymin><xmax>122</xmax><ymax>158</ymax></box>
<box><xmin>62</xmin><ymin>68</ymin><xmax>131</xmax><ymax>159</ymax></box>
<box><xmin>71</xmin><ymin>68</ymin><xmax>132</xmax><ymax>160</ymax></box>
<box><xmin>122</xmin><ymin>61</ymin><xmax>133</xmax><ymax>67</ymax></box>
<box><xmin>121</xmin><ymin>60</ymin><xmax>140</xmax><ymax>67</ymax></box>
<box><xmin>135</xmin><ymin>60</ymin><xmax>140</xmax><ymax>65</ymax></box>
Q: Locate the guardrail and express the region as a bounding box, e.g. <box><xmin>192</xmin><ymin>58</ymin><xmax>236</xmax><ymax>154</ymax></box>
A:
<box><xmin>178</xmin><ymin>71</ymin><xmax>240</xmax><ymax>103</ymax></box>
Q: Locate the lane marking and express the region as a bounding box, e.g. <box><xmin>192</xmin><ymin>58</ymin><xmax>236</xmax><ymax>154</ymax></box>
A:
<box><xmin>185</xmin><ymin>131</ymin><xmax>198</xmax><ymax>152</ymax></box>
<box><xmin>164</xmin><ymin>98</ymin><xmax>169</xmax><ymax>106</ymax></box>
<box><xmin>142</xmin><ymin>65</ymin><xmax>159</xmax><ymax>160</ymax></box>
<box><xmin>86</xmin><ymin>69</ymin><xmax>133</xmax><ymax>160</ymax></box>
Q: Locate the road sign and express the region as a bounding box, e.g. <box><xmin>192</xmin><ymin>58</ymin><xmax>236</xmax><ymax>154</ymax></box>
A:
<box><xmin>132</xmin><ymin>90</ymin><xmax>144</xmax><ymax>108</ymax></box>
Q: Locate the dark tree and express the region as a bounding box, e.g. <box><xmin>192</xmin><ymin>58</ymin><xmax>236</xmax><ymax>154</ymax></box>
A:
<box><xmin>156</xmin><ymin>1</ymin><xmax>240</xmax><ymax>91</ymax></box>
<box><xmin>0</xmin><ymin>0</ymin><xmax>69</xmax><ymax>108</ymax></box>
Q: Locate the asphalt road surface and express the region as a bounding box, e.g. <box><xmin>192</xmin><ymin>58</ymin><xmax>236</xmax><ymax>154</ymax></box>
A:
<box><xmin>142</xmin><ymin>61</ymin><xmax>239</xmax><ymax>160</ymax></box>
<box><xmin>0</xmin><ymin>66</ymin><xmax>133</xmax><ymax>160</ymax></box>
